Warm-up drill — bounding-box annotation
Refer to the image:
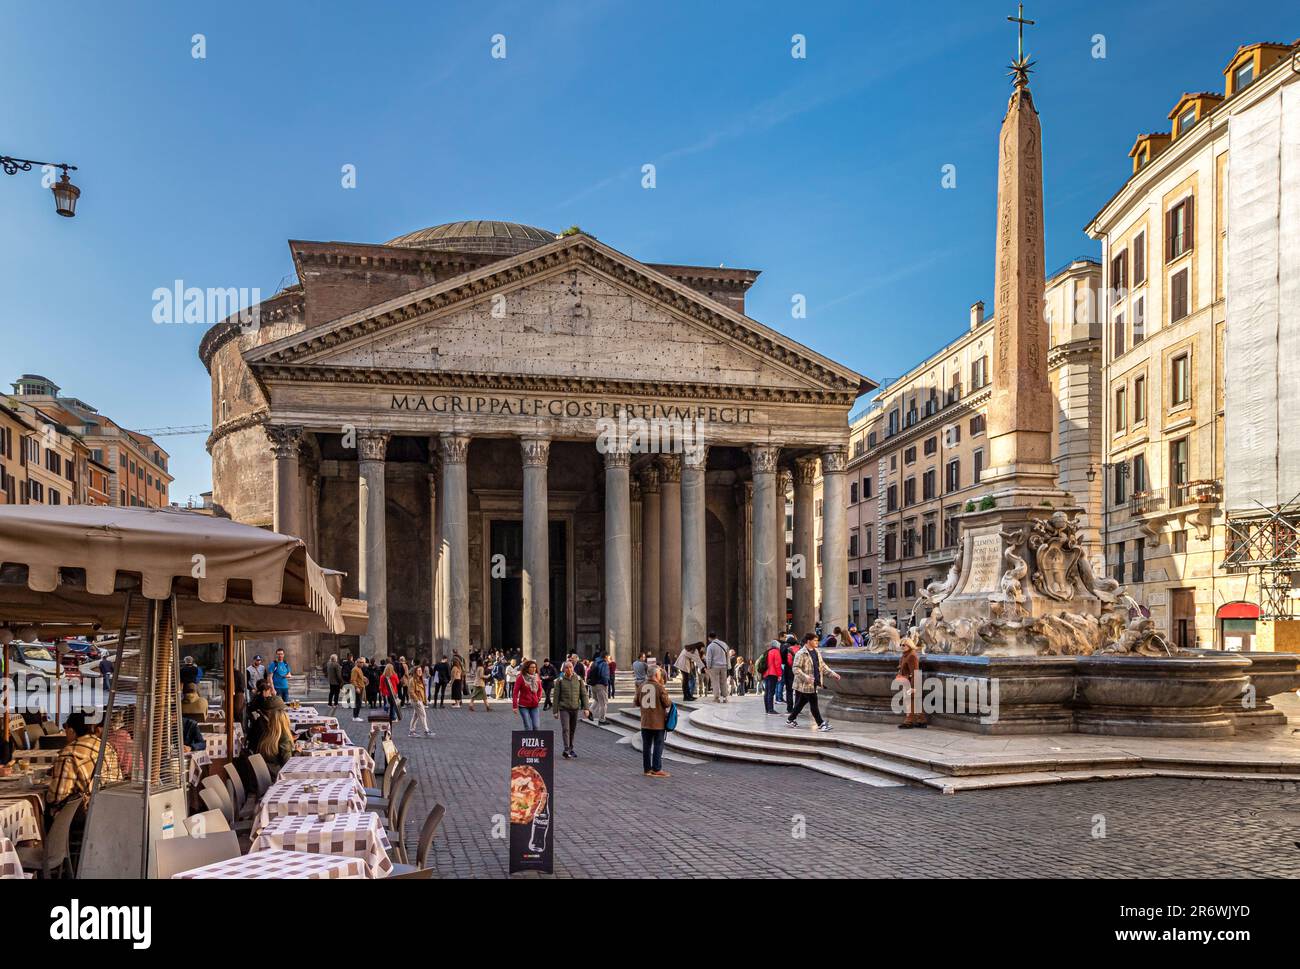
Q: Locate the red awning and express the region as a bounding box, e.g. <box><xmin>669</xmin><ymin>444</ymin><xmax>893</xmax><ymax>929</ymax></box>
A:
<box><xmin>1216</xmin><ymin>601</ymin><xmax>1260</xmax><ymax>620</ymax></box>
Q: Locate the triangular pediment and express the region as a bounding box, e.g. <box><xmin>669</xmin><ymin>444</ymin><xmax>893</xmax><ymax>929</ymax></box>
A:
<box><xmin>246</xmin><ymin>235</ymin><xmax>868</xmax><ymax>399</ymax></box>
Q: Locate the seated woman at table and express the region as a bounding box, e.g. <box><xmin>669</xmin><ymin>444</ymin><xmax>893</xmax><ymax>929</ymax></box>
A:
<box><xmin>181</xmin><ymin>715</ymin><xmax>207</xmax><ymax>754</ymax></box>
<box><xmin>46</xmin><ymin>712</ymin><xmax>122</xmax><ymax>818</ymax></box>
<box><xmin>104</xmin><ymin>711</ymin><xmax>135</xmax><ymax>778</ymax></box>
<box><xmin>256</xmin><ymin>705</ymin><xmax>295</xmax><ymax>775</ymax></box>
<box><xmin>180</xmin><ymin>681</ymin><xmax>208</xmax><ymax>719</ymax></box>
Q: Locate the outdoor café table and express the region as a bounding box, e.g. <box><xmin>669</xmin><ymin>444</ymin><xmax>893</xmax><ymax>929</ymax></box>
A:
<box><xmin>0</xmin><ymin>837</ymin><xmax>29</xmax><ymax>879</ymax></box>
<box><xmin>293</xmin><ymin>742</ymin><xmax>375</xmax><ymax>776</ymax></box>
<box><xmin>0</xmin><ymin>796</ymin><xmax>42</xmax><ymax>847</ymax></box>
<box><xmin>288</xmin><ymin>714</ymin><xmax>341</xmax><ymax>732</ymax></box>
<box><xmin>251</xmin><ymin>812</ymin><xmax>394</xmax><ymax>878</ymax></box>
<box><xmin>185</xmin><ymin>750</ymin><xmax>210</xmax><ymax>788</ymax></box>
<box><xmin>172</xmin><ymin>847</ymin><xmax>366</xmax><ymax>879</ymax></box>
<box><xmin>277</xmin><ymin>755</ymin><xmax>362</xmax><ymax>782</ymax></box>
<box><xmin>252</xmin><ymin>776</ymin><xmax>367</xmax><ymax>834</ymax></box>
<box><xmin>285</xmin><ymin>705</ymin><xmax>320</xmax><ymax>719</ymax></box>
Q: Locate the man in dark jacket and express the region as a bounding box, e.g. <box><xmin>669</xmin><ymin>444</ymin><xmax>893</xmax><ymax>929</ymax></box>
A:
<box><xmin>780</xmin><ymin>636</ymin><xmax>798</xmax><ymax>714</ymax></box>
<box><xmin>588</xmin><ymin>653</ymin><xmax>611</xmax><ymax>724</ymax></box>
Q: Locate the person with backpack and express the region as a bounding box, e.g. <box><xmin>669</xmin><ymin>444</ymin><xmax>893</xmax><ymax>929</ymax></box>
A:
<box><xmin>780</xmin><ymin>636</ymin><xmax>798</xmax><ymax>713</ymax></box>
<box><xmin>588</xmin><ymin>652</ymin><xmax>612</xmax><ymax>724</ymax></box>
<box><xmin>491</xmin><ymin>654</ymin><xmax>506</xmax><ymax>699</ymax></box>
<box><xmin>637</xmin><ymin>666</ymin><xmax>672</xmax><ymax>777</ymax></box>
<box><xmin>540</xmin><ymin>657</ymin><xmax>558</xmax><ymax>709</ymax></box>
<box><xmin>762</xmin><ymin>640</ymin><xmax>783</xmax><ymax>715</ymax></box>
<box><xmin>704</xmin><ymin>634</ymin><xmax>729</xmax><ymax>703</ymax></box>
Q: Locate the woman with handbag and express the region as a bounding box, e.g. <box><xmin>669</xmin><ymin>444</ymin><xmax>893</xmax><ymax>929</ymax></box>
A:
<box><xmin>637</xmin><ymin>667</ymin><xmax>673</xmax><ymax>778</ymax></box>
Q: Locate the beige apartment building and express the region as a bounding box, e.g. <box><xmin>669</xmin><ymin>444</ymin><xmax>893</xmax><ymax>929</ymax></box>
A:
<box><xmin>10</xmin><ymin>374</ymin><xmax>172</xmax><ymax>508</ymax></box>
<box><xmin>1086</xmin><ymin>40</ymin><xmax>1300</xmax><ymax>651</ymax></box>
<box><xmin>839</xmin><ymin>260</ymin><xmax>1103</xmax><ymax>632</ymax></box>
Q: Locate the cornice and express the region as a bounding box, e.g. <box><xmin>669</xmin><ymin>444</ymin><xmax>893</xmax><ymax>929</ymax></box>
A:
<box><xmin>252</xmin><ymin>363</ymin><xmax>861</xmax><ymax>406</ymax></box>
<box><xmin>206</xmin><ymin>408</ymin><xmax>269</xmax><ymax>453</ymax></box>
<box><xmin>198</xmin><ymin>290</ymin><xmax>306</xmax><ymax>372</ymax></box>
<box><xmin>246</xmin><ymin>236</ymin><xmax>868</xmax><ymax>397</ymax></box>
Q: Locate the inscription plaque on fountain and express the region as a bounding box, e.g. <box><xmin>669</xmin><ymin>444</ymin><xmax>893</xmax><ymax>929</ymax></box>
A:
<box><xmin>964</xmin><ymin>534</ymin><xmax>1003</xmax><ymax>594</ymax></box>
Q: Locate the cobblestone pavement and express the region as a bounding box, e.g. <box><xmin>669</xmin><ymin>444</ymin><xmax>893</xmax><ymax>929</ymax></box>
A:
<box><xmin>329</xmin><ymin>691</ymin><xmax>1300</xmax><ymax>878</ymax></box>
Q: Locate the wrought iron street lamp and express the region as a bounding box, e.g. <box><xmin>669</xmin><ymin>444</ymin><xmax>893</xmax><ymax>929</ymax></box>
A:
<box><xmin>2</xmin><ymin>155</ymin><xmax>80</xmax><ymax>217</ymax></box>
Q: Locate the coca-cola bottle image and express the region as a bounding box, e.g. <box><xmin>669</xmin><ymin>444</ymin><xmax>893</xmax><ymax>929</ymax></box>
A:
<box><xmin>528</xmin><ymin>799</ymin><xmax>551</xmax><ymax>853</ymax></box>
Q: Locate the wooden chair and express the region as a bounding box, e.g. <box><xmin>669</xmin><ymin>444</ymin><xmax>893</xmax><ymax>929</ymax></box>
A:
<box><xmin>155</xmin><ymin>830</ymin><xmax>240</xmax><ymax>879</ymax></box>
<box><xmin>18</xmin><ymin>801</ymin><xmax>80</xmax><ymax>878</ymax></box>
<box><xmin>389</xmin><ymin>803</ymin><xmax>445</xmax><ymax>876</ymax></box>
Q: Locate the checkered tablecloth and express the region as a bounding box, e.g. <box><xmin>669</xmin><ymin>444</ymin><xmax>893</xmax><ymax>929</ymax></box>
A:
<box><xmin>253</xmin><ymin>776</ymin><xmax>367</xmax><ymax>834</ymax></box>
<box><xmin>277</xmin><ymin>755</ymin><xmax>362</xmax><ymax>782</ymax></box>
<box><xmin>288</xmin><ymin>715</ymin><xmax>341</xmax><ymax>732</ymax></box>
<box><xmin>0</xmin><ymin>797</ymin><xmax>41</xmax><ymax>846</ymax></box>
<box><xmin>172</xmin><ymin>847</ymin><xmax>367</xmax><ymax>879</ymax></box>
<box><xmin>251</xmin><ymin>812</ymin><xmax>393</xmax><ymax>878</ymax></box>
<box><xmin>293</xmin><ymin>744</ymin><xmax>375</xmax><ymax>774</ymax></box>
<box><xmin>197</xmin><ymin>721</ymin><xmax>245</xmax><ymax>759</ymax></box>
<box><xmin>185</xmin><ymin>750</ymin><xmax>210</xmax><ymax>788</ymax></box>
<box><xmin>286</xmin><ymin>706</ymin><xmax>320</xmax><ymax>719</ymax></box>
<box><xmin>0</xmin><ymin>836</ymin><xmax>30</xmax><ymax>880</ymax></box>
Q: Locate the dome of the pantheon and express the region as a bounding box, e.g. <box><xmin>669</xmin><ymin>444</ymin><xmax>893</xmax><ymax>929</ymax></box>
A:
<box><xmin>385</xmin><ymin>220</ymin><xmax>557</xmax><ymax>257</ymax></box>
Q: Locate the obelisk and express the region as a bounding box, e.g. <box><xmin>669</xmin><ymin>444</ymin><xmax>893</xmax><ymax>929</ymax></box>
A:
<box><xmin>983</xmin><ymin>9</ymin><xmax>1057</xmax><ymax>494</ymax></box>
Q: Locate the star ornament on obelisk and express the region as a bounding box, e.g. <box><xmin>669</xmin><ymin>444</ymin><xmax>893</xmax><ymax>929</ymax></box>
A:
<box><xmin>1006</xmin><ymin>3</ymin><xmax>1036</xmax><ymax>87</ymax></box>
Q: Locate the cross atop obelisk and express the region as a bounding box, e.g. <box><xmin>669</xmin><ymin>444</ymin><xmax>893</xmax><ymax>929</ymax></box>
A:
<box><xmin>1007</xmin><ymin>3</ymin><xmax>1036</xmax><ymax>87</ymax></box>
<box><xmin>983</xmin><ymin>4</ymin><xmax>1056</xmax><ymax>492</ymax></box>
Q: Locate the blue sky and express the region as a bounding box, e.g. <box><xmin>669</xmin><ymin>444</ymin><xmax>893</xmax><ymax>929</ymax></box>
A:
<box><xmin>1</xmin><ymin>0</ymin><xmax>1294</xmax><ymax>500</ymax></box>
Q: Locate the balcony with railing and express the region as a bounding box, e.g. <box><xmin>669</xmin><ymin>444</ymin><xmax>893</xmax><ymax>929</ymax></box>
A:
<box><xmin>1130</xmin><ymin>480</ymin><xmax>1222</xmax><ymax>517</ymax></box>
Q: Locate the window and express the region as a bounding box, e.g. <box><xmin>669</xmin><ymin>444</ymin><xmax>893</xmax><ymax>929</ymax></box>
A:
<box><xmin>923</xmin><ymin>436</ymin><xmax>937</xmax><ymax>456</ymax></box>
<box><xmin>1110</xmin><ymin>249</ymin><xmax>1128</xmax><ymax>302</ymax></box>
<box><xmin>862</xmin><ymin>568</ymin><xmax>872</xmax><ymax>585</ymax></box>
<box><xmin>862</xmin><ymin>476</ymin><xmax>873</xmax><ymax>499</ymax></box>
<box><xmin>1132</xmin><ymin>453</ymin><xmax>1148</xmax><ymax>494</ymax></box>
<box><xmin>971</xmin><ymin>356</ymin><xmax>989</xmax><ymax>389</ymax></box>
<box><xmin>849</xmin><ymin>571</ymin><xmax>858</xmax><ymax>587</ymax></box>
<box><xmin>922</xmin><ymin>469</ymin><xmax>937</xmax><ymax>501</ymax></box>
<box><xmin>969</xmin><ymin>414</ymin><xmax>986</xmax><ymax>436</ymax></box>
<box><xmin>903</xmin><ymin>477</ymin><xmax>916</xmax><ymax>506</ymax></box>
<box><xmin>1114</xmin><ymin>387</ymin><xmax>1127</xmax><ymax>432</ymax></box>
<box><xmin>922</xmin><ymin>520</ymin><xmax>937</xmax><ymax>553</ymax></box>
<box><xmin>904</xmin><ymin>580</ymin><xmax>917</xmax><ymax>598</ymax></box>
<box><xmin>1233</xmin><ymin>60</ymin><xmax>1255</xmax><ymax>93</ymax></box>
<box><xmin>853</xmin><ymin>438</ymin><xmax>865</xmax><ymax>458</ymax></box>
<box><xmin>29</xmin><ymin>480</ymin><xmax>43</xmax><ymax>502</ymax></box>
<box><xmin>1113</xmin><ymin>311</ymin><xmax>1126</xmax><ymax>357</ymax></box>
<box><xmin>850</xmin><ymin>482</ymin><xmax>859</xmax><ymax>504</ymax></box>
<box><xmin>1170</xmin><ymin>268</ymin><xmax>1190</xmax><ymax>322</ymax></box>
<box><xmin>1170</xmin><ymin>437</ymin><xmax>1190</xmax><ymax>503</ymax></box>
<box><xmin>943</xmin><ymin>508</ymin><xmax>960</xmax><ymax>547</ymax></box>
<box><xmin>888</xmin><ymin>411</ymin><xmax>900</xmax><ymax>436</ymax></box>
<box><xmin>1133</xmin><ymin>231</ymin><xmax>1146</xmax><ymax>284</ymax></box>
<box><xmin>864</xmin><ymin>528</ymin><xmax>873</xmax><ymax>552</ymax></box>
<box><xmin>848</xmin><ymin>532</ymin><xmax>859</xmax><ymax>557</ymax></box>
<box><xmin>890</xmin><ymin>455</ymin><xmax>897</xmax><ymax>470</ymax></box>
<box><xmin>973</xmin><ymin>449</ymin><xmax>984</xmax><ymax>483</ymax></box>
<box><xmin>1113</xmin><ymin>463</ymin><xmax>1127</xmax><ymax>505</ymax></box>
<box><xmin>815</xmin><ymin>499</ymin><xmax>823</xmax><ymax>518</ymax></box>
<box><xmin>886</xmin><ymin>484</ymin><xmax>898</xmax><ymax>512</ymax></box>
<box><xmin>1173</xmin><ymin>530</ymin><xmax>1188</xmax><ymax>554</ymax></box>
<box><xmin>902</xmin><ymin>527</ymin><xmax>917</xmax><ymax>558</ymax></box>
<box><xmin>884</xmin><ymin>530</ymin><xmax>897</xmax><ymax>562</ymax></box>
<box><xmin>1177</xmin><ymin>105</ymin><xmax>1197</xmax><ymax>135</ymax></box>
<box><xmin>1133</xmin><ymin>375</ymin><xmax>1147</xmax><ymax>423</ymax></box>
<box><xmin>1132</xmin><ymin>296</ymin><xmax>1146</xmax><ymax>344</ymax></box>
<box><xmin>1133</xmin><ymin>541</ymin><xmax>1145</xmax><ymax>582</ymax></box>
<box><xmin>947</xmin><ymin>371</ymin><xmax>962</xmax><ymax>404</ymax></box>
<box><xmin>904</xmin><ymin>446</ymin><xmax>917</xmax><ymax>465</ymax></box>
<box><xmin>887</xmin><ymin>582</ymin><xmax>898</xmax><ymax>600</ymax></box>
<box><xmin>1112</xmin><ymin>541</ymin><xmax>1126</xmax><ymax>583</ymax></box>
<box><xmin>868</xmin><ymin>431</ymin><xmax>878</xmax><ymax>449</ymax></box>
<box><xmin>49</xmin><ymin>488</ymin><xmax>61</xmax><ymax>505</ymax></box>
<box><xmin>1171</xmin><ymin>352</ymin><xmax>1190</xmax><ymax>406</ymax></box>
<box><xmin>1166</xmin><ymin>197</ymin><xmax>1194</xmax><ymax>261</ymax></box>
<box><xmin>945</xmin><ymin>460</ymin><xmax>961</xmax><ymax>493</ymax></box>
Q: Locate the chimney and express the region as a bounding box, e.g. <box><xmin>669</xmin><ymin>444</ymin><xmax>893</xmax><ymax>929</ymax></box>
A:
<box><xmin>970</xmin><ymin>300</ymin><xmax>985</xmax><ymax>330</ymax></box>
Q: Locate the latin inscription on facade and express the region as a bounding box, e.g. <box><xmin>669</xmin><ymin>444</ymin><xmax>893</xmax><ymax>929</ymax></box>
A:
<box><xmin>963</xmin><ymin>534</ymin><xmax>1004</xmax><ymax>594</ymax></box>
<box><xmin>390</xmin><ymin>394</ymin><xmax>756</xmax><ymax>424</ymax></box>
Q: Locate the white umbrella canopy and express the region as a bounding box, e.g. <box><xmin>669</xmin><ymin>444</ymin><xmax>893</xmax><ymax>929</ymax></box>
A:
<box><xmin>0</xmin><ymin>505</ymin><xmax>364</xmax><ymax>636</ymax></box>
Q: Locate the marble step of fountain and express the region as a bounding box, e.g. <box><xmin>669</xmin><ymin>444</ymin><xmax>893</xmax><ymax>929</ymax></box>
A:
<box><xmin>612</xmin><ymin>699</ymin><xmax>1300</xmax><ymax>794</ymax></box>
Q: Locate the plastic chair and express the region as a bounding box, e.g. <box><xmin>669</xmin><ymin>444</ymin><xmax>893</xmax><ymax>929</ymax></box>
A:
<box><xmin>155</xmin><ymin>829</ymin><xmax>240</xmax><ymax>879</ymax></box>
<box><xmin>222</xmin><ymin>764</ymin><xmax>256</xmax><ymax>820</ymax></box>
<box><xmin>390</xmin><ymin>803</ymin><xmax>445</xmax><ymax>875</ymax></box>
<box><xmin>248</xmin><ymin>753</ymin><xmax>273</xmax><ymax>797</ymax></box>
<box><xmin>18</xmin><ymin>801</ymin><xmax>80</xmax><ymax>878</ymax></box>
<box><xmin>183</xmin><ymin>809</ymin><xmax>231</xmax><ymax>837</ymax></box>
<box><xmin>198</xmin><ymin>787</ymin><xmax>226</xmax><ymax>818</ymax></box>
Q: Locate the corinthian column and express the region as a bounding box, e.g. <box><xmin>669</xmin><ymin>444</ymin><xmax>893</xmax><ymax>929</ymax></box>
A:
<box><xmin>520</xmin><ymin>437</ymin><xmax>551</xmax><ymax>659</ymax></box>
<box><xmin>820</xmin><ymin>445</ymin><xmax>849</xmax><ymax>638</ymax></box>
<box><xmin>749</xmin><ymin>445</ymin><xmax>781</xmax><ymax>653</ymax></box>
<box><xmin>792</xmin><ymin>457</ymin><xmax>818</xmax><ymax>638</ymax></box>
<box><xmin>680</xmin><ymin>445</ymin><xmax>709</xmax><ymax>649</ymax></box>
<box><xmin>658</xmin><ymin>454</ymin><xmax>683</xmax><ymax>652</ymax></box>
<box><xmin>357</xmin><ymin>430</ymin><xmax>390</xmax><ymax>656</ymax></box>
<box><xmin>639</xmin><ymin>468</ymin><xmax>661</xmax><ymax>656</ymax></box>
<box><xmin>440</xmin><ymin>434</ymin><xmax>471</xmax><ymax>654</ymax></box>
<box><xmin>266</xmin><ymin>424</ymin><xmax>304</xmax><ymax>537</ymax></box>
<box><xmin>774</xmin><ymin>469</ymin><xmax>791</xmax><ymax>635</ymax></box>
<box><xmin>603</xmin><ymin>445</ymin><xmax>633</xmax><ymax>667</ymax></box>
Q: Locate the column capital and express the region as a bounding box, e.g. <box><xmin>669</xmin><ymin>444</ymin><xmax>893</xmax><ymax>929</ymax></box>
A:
<box><xmin>821</xmin><ymin>445</ymin><xmax>849</xmax><ymax>474</ymax></box>
<box><xmin>356</xmin><ymin>429</ymin><xmax>390</xmax><ymax>462</ymax></box>
<box><xmin>603</xmin><ymin>446</ymin><xmax>631</xmax><ymax>470</ymax></box>
<box><xmin>683</xmin><ymin>445</ymin><xmax>709</xmax><ymax>471</ymax></box>
<box><xmin>265</xmin><ymin>424</ymin><xmax>304</xmax><ymax>459</ymax></box>
<box><xmin>776</xmin><ymin>468</ymin><xmax>792</xmax><ymax>495</ymax></box>
<box><xmin>640</xmin><ymin>467</ymin><xmax>660</xmax><ymax>494</ymax></box>
<box><xmin>520</xmin><ymin>437</ymin><xmax>551</xmax><ymax>468</ymax></box>
<box><xmin>748</xmin><ymin>444</ymin><xmax>782</xmax><ymax>475</ymax></box>
<box><xmin>794</xmin><ymin>455</ymin><xmax>820</xmax><ymax>485</ymax></box>
<box><xmin>440</xmin><ymin>433</ymin><xmax>471</xmax><ymax>465</ymax></box>
<box><xmin>630</xmin><ymin>478</ymin><xmax>642</xmax><ymax>502</ymax></box>
<box><xmin>658</xmin><ymin>453</ymin><xmax>682</xmax><ymax>482</ymax></box>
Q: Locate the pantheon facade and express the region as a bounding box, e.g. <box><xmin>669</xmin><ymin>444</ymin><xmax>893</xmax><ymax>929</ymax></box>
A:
<box><xmin>200</xmin><ymin>221</ymin><xmax>872</xmax><ymax>668</ymax></box>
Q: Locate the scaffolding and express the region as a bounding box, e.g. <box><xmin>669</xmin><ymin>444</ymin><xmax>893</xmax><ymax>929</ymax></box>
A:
<box><xmin>1221</xmin><ymin>495</ymin><xmax>1300</xmax><ymax>620</ymax></box>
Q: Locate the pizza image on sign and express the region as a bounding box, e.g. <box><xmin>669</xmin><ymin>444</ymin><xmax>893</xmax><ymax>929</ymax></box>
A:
<box><xmin>509</xmin><ymin>764</ymin><xmax>549</xmax><ymax>824</ymax></box>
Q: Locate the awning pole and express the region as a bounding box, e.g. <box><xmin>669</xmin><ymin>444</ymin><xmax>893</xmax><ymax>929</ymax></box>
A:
<box><xmin>223</xmin><ymin>625</ymin><xmax>235</xmax><ymax>761</ymax></box>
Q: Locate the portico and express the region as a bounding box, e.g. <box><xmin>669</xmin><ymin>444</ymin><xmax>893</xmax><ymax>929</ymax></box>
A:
<box><xmin>204</xmin><ymin>224</ymin><xmax>871</xmax><ymax>668</ymax></box>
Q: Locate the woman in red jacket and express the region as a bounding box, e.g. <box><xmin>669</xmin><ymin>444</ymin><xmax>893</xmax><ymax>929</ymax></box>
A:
<box><xmin>379</xmin><ymin>663</ymin><xmax>402</xmax><ymax>722</ymax></box>
<box><xmin>513</xmin><ymin>659</ymin><xmax>544</xmax><ymax>730</ymax></box>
